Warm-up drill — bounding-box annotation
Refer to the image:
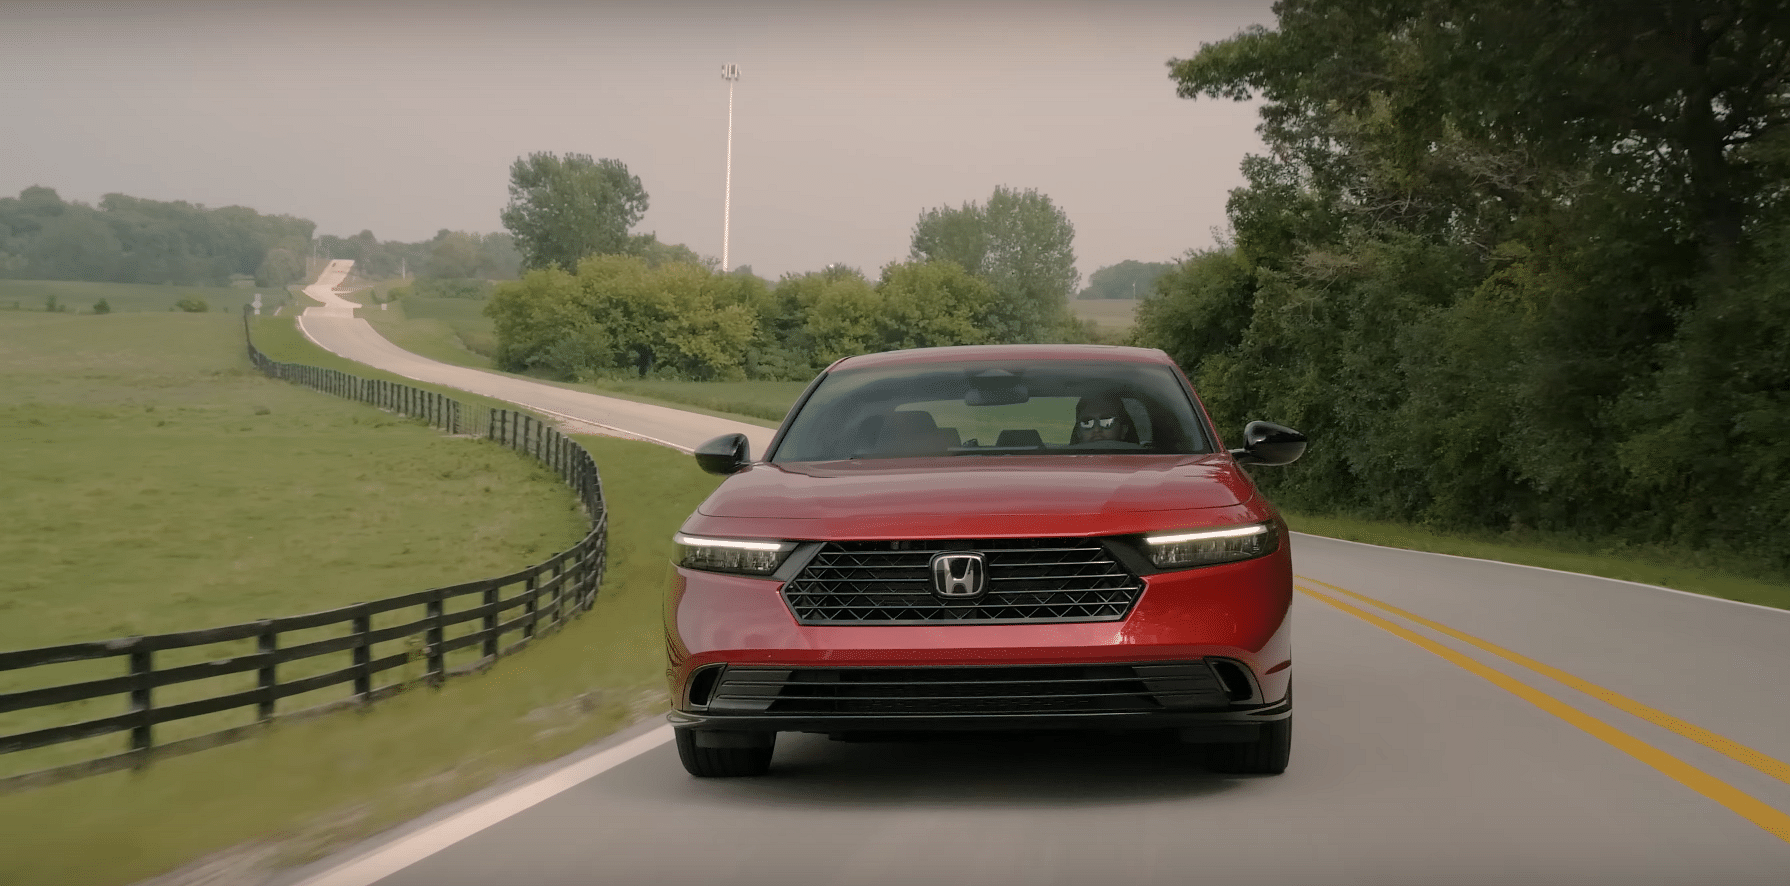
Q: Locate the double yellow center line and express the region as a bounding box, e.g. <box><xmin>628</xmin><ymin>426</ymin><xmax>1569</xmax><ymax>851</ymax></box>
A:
<box><xmin>1295</xmin><ymin>577</ymin><xmax>1790</xmax><ymax>844</ymax></box>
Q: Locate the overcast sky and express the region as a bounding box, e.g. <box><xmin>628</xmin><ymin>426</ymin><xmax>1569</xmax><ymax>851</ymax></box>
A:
<box><xmin>2</xmin><ymin>0</ymin><xmax>1275</xmax><ymax>282</ymax></box>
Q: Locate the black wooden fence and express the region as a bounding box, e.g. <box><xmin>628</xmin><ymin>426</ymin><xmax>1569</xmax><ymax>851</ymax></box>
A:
<box><xmin>0</xmin><ymin>310</ymin><xmax>608</xmax><ymax>793</ymax></box>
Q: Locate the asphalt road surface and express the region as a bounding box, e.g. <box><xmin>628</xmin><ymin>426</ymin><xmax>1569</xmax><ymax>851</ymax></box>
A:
<box><xmin>273</xmin><ymin>268</ymin><xmax>1790</xmax><ymax>885</ymax></box>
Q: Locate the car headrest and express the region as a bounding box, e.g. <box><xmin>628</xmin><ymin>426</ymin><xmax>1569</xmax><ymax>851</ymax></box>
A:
<box><xmin>995</xmin><ymin>428</ymin><xmax>1044</xmax><ymax>448</ymax></box>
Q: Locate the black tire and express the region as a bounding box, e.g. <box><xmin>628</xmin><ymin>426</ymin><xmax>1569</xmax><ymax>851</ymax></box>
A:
<box><xmin>674</xmin><ymin>727</ymin><xmax>775</xmax><ymax>777</ymax></box>
<box><xmin>1207</xmin><ymin>715</ymin><xmax>1291</xmax><ymax>775</ymax></box>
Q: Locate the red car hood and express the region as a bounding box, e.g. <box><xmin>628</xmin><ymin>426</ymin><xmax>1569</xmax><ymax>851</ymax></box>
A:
<box><xmin>687</xmin><ymin>454</ymin><xmax>1263</xmax><ymax>540</ymax></box>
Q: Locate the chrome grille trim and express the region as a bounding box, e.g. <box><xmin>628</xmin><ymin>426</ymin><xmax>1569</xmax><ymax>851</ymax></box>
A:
<box><xmin>782</xmin><ymin>538</ymin><xmax>1143</xmax><ymax>625</ymax></box>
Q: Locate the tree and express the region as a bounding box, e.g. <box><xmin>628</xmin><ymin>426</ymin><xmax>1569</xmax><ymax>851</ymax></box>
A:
<box><xmin>256</xmin><ymin>247</ymin><xmax>302</xmax><ymax>286</ymax></box>
<box><xmin>486</xmin><ymin>255</ymin><xmax>760</xmax><ymax>381</ymax></box>
<box><xmin>910</xmin><ymin>203</ymin><xmax>988</xmax><ymax>275</ymax></box>
<box><xmin>1142</xmin><ymin>0</ymin><xmax>1790</xmax><ymax>569</ymax></box>
<box><xmin>27</xmin><ymin>209</ymin><xmax>122</xmax><ymax>281</ymax></box>
<box><xmin>627</xmin><ymin>232</ymin><xmax>718</xmax><ymax>270</ymax></box>
<box><xmin>1081</xmin><ymin>260</ymin><xmax>1174</xmax><ymax>299</ymax></box>
<box><xmin>424</xmin><ymin>231</ymin><xmax>484</xmax><ymax>279</ymax></box>
<box><xmin>910</xmin><ymin>185</ymin><xmax>1079</xmax><ymax>342</ymax></box>
<box><xmin>500</xmin><ymin>153</ymin><xmax>649</xmax><ymax>272</ymax></box>
<box><xmin>484</xmin><ymin>267</ymin><xmax>611</xmax><ymax>377</ymax></box>
<box><xmin>477</xmin><ymin>232</ymin><xmax>522</xmax><ymax>279</ymax></box>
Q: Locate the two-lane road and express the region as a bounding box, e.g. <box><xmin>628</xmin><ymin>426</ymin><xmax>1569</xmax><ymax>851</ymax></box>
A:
<box><xmin>270</xmin><ymin>281</ymin><xmax>1790</xmax><ymax>885</ymax></box>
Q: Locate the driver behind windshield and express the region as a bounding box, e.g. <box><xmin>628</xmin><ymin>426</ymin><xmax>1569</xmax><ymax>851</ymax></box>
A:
<box><xmin>1071</xmin><ymin>393</ymin><xmax>1138</xmax><ymax>445</ymax></box>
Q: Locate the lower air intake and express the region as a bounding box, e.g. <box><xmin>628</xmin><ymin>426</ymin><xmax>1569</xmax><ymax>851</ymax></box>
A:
<box><xmin>702</xmin><ymin>662</ymin><xmax>1232</xmax><ymax>717</ymax></box>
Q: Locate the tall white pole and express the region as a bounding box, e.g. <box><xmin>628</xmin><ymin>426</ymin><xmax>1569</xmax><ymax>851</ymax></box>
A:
<box><xmin>721</xmin><ymin>63</ymin><xmax>740</xmax><ymax>273</ymax></box>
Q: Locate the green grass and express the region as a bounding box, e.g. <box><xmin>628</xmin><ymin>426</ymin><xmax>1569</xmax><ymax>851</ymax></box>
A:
<box><xmin>252</xmin><ymin>314</ymin><xmax>518</xmax><ymax>422</ymax></box>
<box><xmin>1284</xmin><ymin>511</ymin><xmax>1790</xmax><ymax>610</ymax></box>
<box><xmin>0</xmin><ymin>434</ymin><xmax>720</xmax><ymax>886</ymax></box>
<box><xmin>0</xmin><ymin>307</ymin><xmax>722</xmax><ymax>884</ymax></box>
<box><xmin>1069</xmin><ymin>297</ymin><xmax>1139</xmax><ymax>332</ymax></box>
<box><xmin>0</xmin><ymin>321</ymin><xmax>583</xmax><ymax>647</ymax></box>
<box><xmin>0</xmin><ymin>311</ymin><xmax>595</xmax><ymax>779</ymax></box>
<box><xmin>0</xmin><ymin>279</ymin><xmax>286</xmax><ymax>316</ymax></box>
<box><xmin>577</xmin><ymin>379</ymin><xmax>804</xmax><ymax>426</ymax></box>
<box><xmin>357</xmin><ymin>294</ymin><xmax>499</xmax><ymax>370</ymax></box>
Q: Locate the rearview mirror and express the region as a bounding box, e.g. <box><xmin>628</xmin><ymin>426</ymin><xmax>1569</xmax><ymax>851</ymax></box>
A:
<box><xmin>964</xmin><ymin>369</ymin><xmax>1028</xmax><ymax>406</ymax></box>
<box><xmin>695</xmin><ymin>433</ymin><xmax>751</xmax><ymax>475</ymax></box>
<box><xmin>1230</xmin><ymin>421</ymin><xmax>1306</xmax><ymax>466</ymax></box>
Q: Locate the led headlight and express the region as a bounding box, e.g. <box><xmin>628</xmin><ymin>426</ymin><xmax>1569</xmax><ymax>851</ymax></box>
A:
<box><xmin>1144</xmin><ymin>522</ymin><xmax>1278</xmax><ymax>568</ymax></box>
<box><xmin>673</xmin><ymin>533</ymin><xmax>796</xmax><ymax>575</ymax></box>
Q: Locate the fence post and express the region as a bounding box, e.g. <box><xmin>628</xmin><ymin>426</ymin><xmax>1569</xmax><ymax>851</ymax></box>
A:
<box><xmin>482</xmin><ymin>583</ymin><xmax>500</xmax><ymax>660</ymax></box>
<box><xmin>128</xmin><ymin>643</ymin><xmax>153</xmax><ymax>759</ymax></box>
<box><xmin>425</xmin><ymin>592</ymin><xmax>445</xmax><ymax>686</ymax></box>
<box><xmin>523</xmin><ymin>574</ymin><xmax>539</xmax><ymax>641</ymax></box>
<box><xmin>257</xmin><ymin>621</ymin><xmax>277</xmax><ymax>721</ymax></box>
<box><xmin>548</xmin><ymin>557</ymin><xmax>565</xmax><ymax>628</ymax></box>
<box><xmin>352</xmin><ymin>608</ymin><xmax>372</xmax><ymax>702</ymax></box>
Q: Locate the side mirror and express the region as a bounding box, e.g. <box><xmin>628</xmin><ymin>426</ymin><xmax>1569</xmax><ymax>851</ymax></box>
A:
<box><xmin>694</xmin><ymin>433</ymin><xmax>751</xmax><ymax>475</ymax></box>
<box><xmin>1230</xmin><ymin>421</ymin><xmax>1306</xmax><ymax>466</ymax></box>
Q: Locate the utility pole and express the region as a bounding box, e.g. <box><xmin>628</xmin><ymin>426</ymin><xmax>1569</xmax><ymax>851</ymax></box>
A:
<box><xmin>721</xmin><ymin>63</ymin><xmax>740</xmax><ymax>273</ymax></box>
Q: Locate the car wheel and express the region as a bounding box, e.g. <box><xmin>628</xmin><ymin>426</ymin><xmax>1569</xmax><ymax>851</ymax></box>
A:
<box><xmin>1207</xmin><ymin>715</ymin><xmax>1291</xmax><ymax>775</ymax></box>
<box><xmin>674</xmin><ymin>727</ymin><xmax>775</xmax><ymax>777</ymax></box>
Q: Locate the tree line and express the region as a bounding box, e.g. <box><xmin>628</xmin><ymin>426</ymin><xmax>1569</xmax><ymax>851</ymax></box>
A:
<box><xmin>488</xmin><ymin>152</ymin><xmax>1089</xmax><ymax>381</ymax></box>
<box><xmin>318</xmin><ymin>228</ymin><xmax>520</xmax><ymax>283</ymax></box>
<box><xmin>1132</xmin><ymin>0</ymin><xmax>1790</xmax><ymax>571</ymax></box>
<box><xmin>0</xmin><ymin>187</ymin><xmax>316</xmax><ymax>286</ymax></box>
<box><xmin>0</xmin><ymin>186</ymin><xmax>521</xmax><ymax>288</ymax></box>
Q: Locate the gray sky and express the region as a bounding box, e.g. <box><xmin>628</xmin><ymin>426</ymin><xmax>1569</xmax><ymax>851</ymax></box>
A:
<box><xmin>1</xmin><ymin>0</ymin><xmax>1274</xmax><ymax>282</ymax></box>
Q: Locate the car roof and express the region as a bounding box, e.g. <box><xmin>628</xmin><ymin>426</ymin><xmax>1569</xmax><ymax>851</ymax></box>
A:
<box><xmin>831</xmin><ymin>344</ymin><xmax>1175</xmax><ymax>371</ymax></box>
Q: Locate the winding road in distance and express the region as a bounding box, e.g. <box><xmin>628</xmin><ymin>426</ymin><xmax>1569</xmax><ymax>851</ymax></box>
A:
<box><xmin>274</xmin><ymin>262</ymin><xmax>1790</xmax><ymax>886</ymax></box>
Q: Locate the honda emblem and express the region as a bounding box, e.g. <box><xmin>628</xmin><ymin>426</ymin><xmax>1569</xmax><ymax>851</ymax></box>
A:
<box><xmin>930</xmin><ymin>552</ymin><xmax>988</xmax><ymax>599</ymax></box>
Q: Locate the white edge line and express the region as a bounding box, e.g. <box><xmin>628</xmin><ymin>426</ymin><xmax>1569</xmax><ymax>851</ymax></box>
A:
<box><xmin>1291</xmin><ymin>531</ymin><xmax>1790</xmax><ymax>616</ymax></box>
<box><xmin>528</xmin><ymin>404</ymin><xmax>696</xmax><ymax>454</ymax></box>
<box><xmin>292</xmin><ymin>725</ymin><xmax>674</xmax><ymax>886</ymax></box>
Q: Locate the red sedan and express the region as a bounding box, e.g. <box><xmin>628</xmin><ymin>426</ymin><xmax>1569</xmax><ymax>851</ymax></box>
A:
<box><xmin>664</xmin><ymin>344</ymin><xmax>1306</xmax><ymax>776</ymax></box>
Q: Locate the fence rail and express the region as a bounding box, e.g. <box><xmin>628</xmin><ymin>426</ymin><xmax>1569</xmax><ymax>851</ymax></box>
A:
<box><xmin>0</xmin><ymin>308</ymin><xmax>607</xmax><ymax>793</ymax></box>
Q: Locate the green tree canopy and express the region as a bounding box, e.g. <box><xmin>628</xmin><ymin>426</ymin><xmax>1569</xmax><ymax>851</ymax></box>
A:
<box><xmin>1138</xmin><ymin>0</ymin><xmax>1790</xmax><ymax>569</ymax></box>
<box><xmin>485</xmin><ymin>255</ymin><xmax>760</xmax><ymax>381</ymax></box>
<box><xmin>909</xmin><ymin>185</ymin><xmax>1080</xmax><ymax>342</ymax></box>
<box><xmin>500</xmin><ymin>153</ymin><xmax>649</xmax><ymax>272</ymax></box>
<box><xmin>0</xmin><ymin>187</ymin><xmax>315</xmax><ymax>285</ymax></box>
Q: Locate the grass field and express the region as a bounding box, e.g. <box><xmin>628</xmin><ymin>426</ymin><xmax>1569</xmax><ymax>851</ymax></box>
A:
<box><xmin>0</xmin><ymin>310</ymin><xmax>594</xmax><ymax>779</ymax></box>
<box><xmin>0</xmin><ymin>435</ymin><xmax>718</xmax><ymax>886</ymax></box>
<box><xmin>0</xmin><ymin>279</ymin><xmax>290</xmax><ymax>316</ymax></box>
<box><xmin>357</xmin><ymin>294</ymin><xmax>500</xmax><ymax>370</ymax></box>
<box><xmin>1069</xmin><ymin>297</ymin><xmax>1139</xmax><ymax>333</ymax></box>
<box><xmin>0</xmin><ymin>309</ymin><xmax>720</xmax><ymax>885</ymax></box>
<box><xmin>1283</xmin><ymin>511</ymin><xmax>1790</xmax><ymax>610</ymax></box>
<box><xmin>0</xmin><ymin>311</ymin><xmax>588</xmax><ymax>648</ymax></box>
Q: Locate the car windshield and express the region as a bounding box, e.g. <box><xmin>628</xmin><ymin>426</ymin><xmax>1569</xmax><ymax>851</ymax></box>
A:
<box><xmin>770</xmin><ymin>359</ymin><xmax>1214</xmax><ymax>462</ymax></box>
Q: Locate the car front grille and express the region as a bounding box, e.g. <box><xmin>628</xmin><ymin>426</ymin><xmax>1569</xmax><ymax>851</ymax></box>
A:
<box><xmin>703</xmin><ymin>662</ymin><xmax>1230</xmax><ymax>716</ymax></box>
<box><xmin>782</xmin><ymin>538</ymin><xmax>1143</xmax><ymax>625</ymax></box>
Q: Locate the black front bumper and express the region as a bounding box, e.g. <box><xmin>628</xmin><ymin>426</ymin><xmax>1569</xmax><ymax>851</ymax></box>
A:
<box><xmin>667</xmin><ymin>660</ymin><xmax>1290</xmax><ymax>738</ymax></box>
